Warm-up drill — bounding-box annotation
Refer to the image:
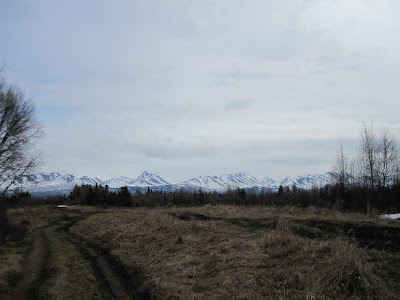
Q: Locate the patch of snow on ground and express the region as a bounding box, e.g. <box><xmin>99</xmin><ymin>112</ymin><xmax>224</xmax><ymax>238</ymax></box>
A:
<box><xmin>379</xmin><ymin>213</ymin><xmax>400</xmax><ymax>220</ymax></box>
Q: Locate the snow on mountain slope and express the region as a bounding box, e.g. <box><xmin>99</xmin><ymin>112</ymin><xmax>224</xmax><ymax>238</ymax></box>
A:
<box><xmin>180</xmin><ymin>172</ymin><xmax>278</xmax><ymax>192</ymax></box>
<box><xmin>277</xmin><ymin>172</ymin><xmax>335</xmax><ymax>189</ymax></box>
<box><xmin>181</xmin><ymin>175</ymin><xmax>226</xmax><ymax>191</ymax></box>
<box><xmin>14</xmin><ymin>172</ymin><xmax>109</xmax><ymax>194</ymax></box>
<box><xmin>278</xmin><ymin>177</ymin><xmax>297</xmax><ymax>188</ymax></box>
<box><xmin>262</xmin><ymin>176</ymin><xmax>276</xmax><ymax>187</ymax></box>
<box><xmin>9</xmin><ymin>171</ymin><xmax>172</xmax><ymax>195</ymax></box>
<box><xmin>220</xmin><ymin>173</ymin><xmax>266</xmax><ymax>189</ymax></box>
<box><xmin>80</xmin><ymin>176</ymin><xmax>105</xmax><ymax>186</ymax></box>
<box><xmin>9</xmin><ymin>171</ymin><xmax>336</xmax><ymax>196</ymax></box>
<box><xmin>133</xmin><ymin>171</ymin><xmax>171</xmax><ymax>186</ymax></box>
<box><xmin>105</xmin><ymin>176</ymin><xmax>137</xmax><ymax>188</ymax></box>
<box><xmin>105</xmin><ymin>171</ymin><xmax>171</xmax><ymax>188</ymax></box>
<box><xmin>15</xmin><ymin>172</ymin><xmax>72</xmax><ymax>185</ymax></box>
<box><xmin>180</xmin><ymin>172</ymin><xmax>335</xmax><ymax>192</ymax></box>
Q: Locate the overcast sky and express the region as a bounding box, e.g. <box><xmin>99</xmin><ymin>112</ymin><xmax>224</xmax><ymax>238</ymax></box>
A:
<box><xmin>1</xmin><ymin>0</ymin><xmax>400</xmax><ymax>182</ymax></box>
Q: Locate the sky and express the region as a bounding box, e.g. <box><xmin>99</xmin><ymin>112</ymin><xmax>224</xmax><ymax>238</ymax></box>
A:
<box><xmin>1</xmin><ymin>0</ymin><xmax>400</xmax><ymax>182</ymax></box>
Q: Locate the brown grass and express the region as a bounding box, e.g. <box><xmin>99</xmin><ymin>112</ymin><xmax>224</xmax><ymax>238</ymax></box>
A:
<box><xmin>0</xmin><ymin>207</ymin><xmax>34</xmax><ymax>293</ymax></box>
<box><xmin>71</xmin><ymin>205</ymin><xmax>400</xmax><ymax>299</ymax></box>
<box><xmin>308</xmin><ymin>239</ymin><xmax>387</xmax><ymax>299</ymax></box>
<box><xmin>0</xmin><ymin>205</ymin><xmax>106</xmax><ymax>296</ymax></box>
<box><xmin>41</xmin><ymin>226</ymin><xmax>103</xmax><ymax>299</ymax></box>
<box><xmin>2</xmin><ymin>205</ymin><xmax>398</xmax><ymax>299</ymax></box>
<box><xmin>0</xmin><ymin>239</ymin><xmax>30</xmax><ymax>293</ymax></box>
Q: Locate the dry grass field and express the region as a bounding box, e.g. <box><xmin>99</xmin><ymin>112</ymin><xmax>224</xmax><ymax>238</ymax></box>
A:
<box><xmin>0</xmin><ymin>206</ymin><xmax>108</xmax><ymax>298</ymax></box>
<box><xmin>70</xmin><ymin>205</ymin><xmax>400</xmax><ymax>299</ymax></box>
<box><xmin>1</xmin><ymin>205</ymin><xmax>399</xmax><ymax>299</ymax></box>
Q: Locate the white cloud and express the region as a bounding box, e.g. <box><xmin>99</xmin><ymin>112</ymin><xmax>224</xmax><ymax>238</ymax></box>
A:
<box><xmin>1</xmin><ymin>0</ymin><xmax>400</xmax><ymax>180</ymax></box>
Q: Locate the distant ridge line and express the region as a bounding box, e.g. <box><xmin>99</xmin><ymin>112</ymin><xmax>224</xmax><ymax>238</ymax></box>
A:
<box><xmin>9</xmin><ymin>171</ymin><xmax>335</xmax><ymax>196</ymax></box>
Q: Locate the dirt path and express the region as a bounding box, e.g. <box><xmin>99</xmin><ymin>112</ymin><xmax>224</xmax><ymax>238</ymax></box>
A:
<box><xmin>61</xmin><ymin>213</ymin><xmax>136</xmax><ymax>299</ymax></box>
<box><xmin>62</xmin><ymin>229</ymin><xmax>135</xmax><ymax>300</ymax></box>
<box><xmin>1</xmin><ymin>211</ymin><xmax>137</xmax><ymax>300</ymax></box>
<box><xmin>1</xmin><ymin>228</ymin><xmax>48</xmax><ymax>300</ymax></box>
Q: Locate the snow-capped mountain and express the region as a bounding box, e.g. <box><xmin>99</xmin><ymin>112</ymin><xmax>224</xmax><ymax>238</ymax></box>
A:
<box><xmin>180</xmin><ymin>175</ymin><xmax>226</xmax><ymax>191</ymax></box>
<box><xmin>8</xmin><ymin>171</ymin><xmax>335</xmax><ymax>196</ymax></box>
<box><xmin>262</xmin><ymin>176</ymin><xmax>276</xmax><ymax>187</ymax></box>
<box><xmin>179</xmin><ymin>172</ymin><xmax>334</xmax><ymax>192</ymax></box>
<box><xmin>13</xmin><ymin>172</ymin><xmax>105</xmax><ymax>196</ymax></box>
<box><xmin>130</xmin><ymin>171</ymin><xmax>170</xmax><ymax>187</ymax></box>
<box><xmin>104</xmin><ymin>171</ymin><xmax>171</xmax><ymax>189</ymax></box>
<box><xmin>80</xmin><ymin>176</ymin><xmax>105</xmax><ymax>186</ymax></box>
<box><xmin>220</xmin><ymin>173</ymin><xmax>266</xmax><ymax>189</ymax></box>
<box><xmin>104</xmin><ymin>176</ymin><xmax>137</xmax><ymax>188</ymax></box>
<box><xmin>277</xmin><ymin>172</ymin><xmax>335</xmax><ymax>190</ymax></box>
<box><xmin>180</xmin><ymin>173</ymin><xmax>269</xmax><ymax>192</ymax></box>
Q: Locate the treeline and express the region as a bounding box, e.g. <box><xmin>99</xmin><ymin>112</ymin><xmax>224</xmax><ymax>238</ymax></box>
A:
<box><xmin>65</xmin><ymin>181</ymin><xmax>400</xmax><ymax>212</ymax></box>
<box><xmin>69</xmin><ymin>184</ymin><xmax>132</xmax><ymax>207</ymax></box>
<box><xmin>332</xmin><ymin>123</ymin><xmax>400</xmax><ymax>212</ymax></box>
<box><xmin>67</xmin><ymin>183</ymin><xmax>332</xmax><ymax>207</ymax></box>
<box><xmin>64</xmin><ymin>124</ymin><xmax>400</xmax><ymax>212</ymax></box>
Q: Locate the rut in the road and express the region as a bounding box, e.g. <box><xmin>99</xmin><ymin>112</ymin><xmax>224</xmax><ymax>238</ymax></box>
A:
<box><xmin>62</xmin><ymin>229</ymin><xmax>136</xmax><ymax>300</ymax></box>
<box><xmin>1</xmin><ymin>211</ymin><xmax>139</xmax><ymax>300</ymax></box>
<box><xmin>1</xmin><ymin>228</ymin><xmax>48</xmax><ymax>300</ymax></box>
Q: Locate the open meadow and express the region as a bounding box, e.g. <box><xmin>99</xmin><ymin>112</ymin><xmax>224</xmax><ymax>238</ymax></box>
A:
<box><xmin>1</xmin><ymin>205</ymin><xmax>400</xmax><ymax>299</ymax></box>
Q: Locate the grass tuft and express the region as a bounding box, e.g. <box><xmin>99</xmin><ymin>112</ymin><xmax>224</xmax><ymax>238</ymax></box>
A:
<box><xmin>308</xmin><ymin>239</ymin><xmax>391</xmax><ymax>299</ymax></box>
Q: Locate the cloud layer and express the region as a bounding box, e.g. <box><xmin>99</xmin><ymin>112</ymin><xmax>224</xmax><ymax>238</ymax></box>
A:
<box><xmin>1</xmin><ymin>0</ymin><xmax>399</xmax><ymax>180</ymax></box>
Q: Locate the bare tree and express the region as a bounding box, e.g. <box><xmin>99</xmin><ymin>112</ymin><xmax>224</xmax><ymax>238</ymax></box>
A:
<box><xmin>376</xmin><ymin>128</ymin><xmax>398</xmax><ymax>192</ymax></box>
<box><xmin>395</xmin><ymin>163</ymin><xmax>400</xmax><ymax>186</ymax></box>
<box><xmin>0</xmin><ymin>75</ymin><xmax>43</xmax><ymax>198</ymax></box>
<box><xmin>360</xmin><ymin>122</ymin><xmax>378</xmax><ymax>190</ymax></box>
<box><xmin>333</xmin><ymin>142</ymin><xmax>350</xmax><ymax>198</ymax></box>
<box><xmin>359</xmin><ymin>124</ymin><xmax>398</xmax><ymax>191</ymax></box>
<box><xmin>334</xmin><ymin>123</ymin><xmax>399</xmax><ymax>210</ymax></box>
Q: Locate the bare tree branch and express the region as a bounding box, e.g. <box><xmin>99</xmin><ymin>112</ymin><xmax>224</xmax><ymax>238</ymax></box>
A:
<box><xmin>0</xmin><ymin>74</ymin><xmax>44</xmax><ymax>198</ymax></box>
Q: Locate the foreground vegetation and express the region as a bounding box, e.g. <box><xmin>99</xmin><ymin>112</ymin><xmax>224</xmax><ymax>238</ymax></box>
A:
<box><xmin>1</xmin><ymin>204</ymin><xmax>399</xmax><ymax>299</ymax></box>
<box><xmin>0</xmin><ymin>206</ymin><xmax>110</xmax><ymax>298</ymax></box>
<box><xmin>41</xmin><ymin>225</ymin><xmax>104</xmax><ymax>299</ymax></box>
<box><xmin>72</xmin><ymin>205</ymin><xmax>400</xmax><ymax>299</ymax></box>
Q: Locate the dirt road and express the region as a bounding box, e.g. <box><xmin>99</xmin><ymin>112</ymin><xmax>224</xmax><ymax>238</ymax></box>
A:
<box><xmin>1</xmin><ymin>228</ymin><xmax>48</xmax><ymax>300</ymax></box>
<box><xmin>0</xmin><ymin>210</ymin><xmax>136</xmax><ymax>300</ymax></box>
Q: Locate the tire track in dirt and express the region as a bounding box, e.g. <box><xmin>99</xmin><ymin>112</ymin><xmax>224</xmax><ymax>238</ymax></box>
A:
<box><xmin>61</xmin><ymin>229</ymin><xmax>135</xmax><ymax>300</ymax></box>
<box><xmin>0</xmin><ymin>228</ymin><xmax>48</xmax><ymax>300</ymax></box>
<box><xmin>1</xmin><ymin>210</ymin><xmax>138</xmax><ymax>300</ymax></box>
<box><xmin>60</xmin><ymin>212</ymin><xmax>138</xmax><ymax>300</ymax></box>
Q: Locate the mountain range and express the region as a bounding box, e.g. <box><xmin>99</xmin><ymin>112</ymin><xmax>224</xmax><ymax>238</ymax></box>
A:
<box><xmin>9</xmin><ymin>171</ymin><xmax>336</xmax><ymax>197</ymax></box>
